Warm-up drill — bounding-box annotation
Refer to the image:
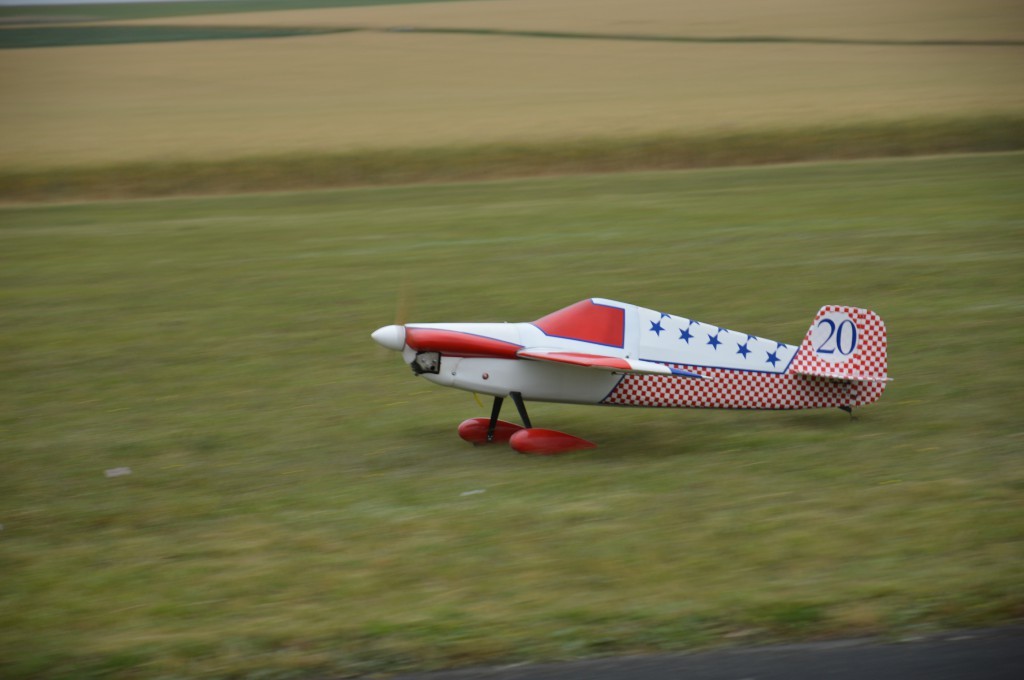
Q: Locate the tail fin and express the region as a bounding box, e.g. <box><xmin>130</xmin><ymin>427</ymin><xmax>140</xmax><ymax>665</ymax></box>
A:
<box><xmin>791</xmin><ymin>306</ymin><xmax>889</xmax><ymax>382</ymax></box>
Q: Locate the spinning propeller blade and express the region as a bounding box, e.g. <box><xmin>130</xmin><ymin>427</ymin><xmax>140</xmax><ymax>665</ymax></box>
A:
<box><xmin>394</xmin><ymin>283</ymin><xmax>413</xmax><ymax>326</ymax></box>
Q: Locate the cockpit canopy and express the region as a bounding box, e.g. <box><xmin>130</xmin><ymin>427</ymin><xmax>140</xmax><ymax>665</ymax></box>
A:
<box><xmin>532</xmin><ymin>299</ymin><xmax>625</xmax><ymax>348</ymax></box>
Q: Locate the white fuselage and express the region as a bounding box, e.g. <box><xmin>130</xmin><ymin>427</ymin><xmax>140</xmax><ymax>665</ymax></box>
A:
<box><xmin>380</xmin><ymin>298</ymin><xmax>887</xmax><ymax>411</ymax></box>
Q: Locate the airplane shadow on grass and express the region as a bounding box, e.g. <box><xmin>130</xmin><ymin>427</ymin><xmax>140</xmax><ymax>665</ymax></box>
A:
<box><xmin>409</xmin><ymin>406</ymin><xmax>866</xmax><ymax>463</ymax></box>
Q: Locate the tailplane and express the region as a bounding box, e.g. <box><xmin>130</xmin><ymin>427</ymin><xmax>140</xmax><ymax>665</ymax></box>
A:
<box><xmin>791</xmin><ymin>306</ymin><xmax>889</xmax><ymax>382</ymax></box>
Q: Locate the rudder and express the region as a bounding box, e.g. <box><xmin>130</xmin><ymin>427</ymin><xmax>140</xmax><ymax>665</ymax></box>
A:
<box><xmin>791</xmin><ymin>306</ymin><xmax>889</xmax><ymax>382</ymax></box>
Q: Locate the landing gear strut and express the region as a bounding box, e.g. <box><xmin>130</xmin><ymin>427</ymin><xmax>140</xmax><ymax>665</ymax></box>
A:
<box><xmin>486</xmin><ymin>396</ymin><xmax>504</xmax><ymax>442</ymax></box>
<box><xmin>479</xmin><ymin>392</ymin><xmax>531</xmax><ymax>442</ymax></box>
<box><xmin>458</xmin><ymin>392</ymin><xmax>595</xmax><ymax>455</ymax></box>
<box><xmin>509</xmin><ymin>391</ymin><xmax>533</xmax><ymax>429</ymax></box>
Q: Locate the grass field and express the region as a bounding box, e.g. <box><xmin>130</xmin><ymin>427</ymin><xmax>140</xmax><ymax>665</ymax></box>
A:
<box><xmin>1</xmin><ymin>1</ymin><xmax>1022</xmax><ymax>677</ymax></box>
<box><xmin>2</xmin><ymin>154</ymin><xmax>1022</xmax><ymax>678</ymax></box>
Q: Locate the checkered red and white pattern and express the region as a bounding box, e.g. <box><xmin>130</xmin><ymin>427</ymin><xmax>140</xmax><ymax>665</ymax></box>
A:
<box><xmin>602</xmin><ymin>365</ymin><xmax>887</xmax><ymax>410</ymax></box>
<box><xmin>790</xmin><ymin>306</ymin><xmax>888</xmax><ymax>381</ymax></box>
<box><xmin>604</xmin><ymin>305</ymin><xmax>888</xmax><ymax>410</ymax></box>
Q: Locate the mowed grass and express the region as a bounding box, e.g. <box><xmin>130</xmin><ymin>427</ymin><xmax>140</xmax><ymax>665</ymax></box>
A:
<box><xmin>1</xmin><ymin>153</ymin><xmax>1022</xmax><ymax>678</ymax></box>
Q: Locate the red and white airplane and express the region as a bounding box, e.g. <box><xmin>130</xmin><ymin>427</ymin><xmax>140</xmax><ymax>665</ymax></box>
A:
<box><xmin>372</xmin><ymin>299</ymin><xmax>889</xmax><ymax>454</ymax></box>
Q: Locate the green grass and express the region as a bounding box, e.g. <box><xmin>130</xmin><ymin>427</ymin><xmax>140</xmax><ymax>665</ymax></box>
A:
<box><xmin>2</xmin><ymin>116</ymin><xmax>1022</xmax><ymax>202</ymax></box>
<box><xmin>2</xmin><ymin>154</ymin><xmax>1022</xmax><ymax>678</ymax></box>
<box><xmin>385</xmin><ymin>26</ymin><xmax>1024</xmax><ymax>47</ymax></box>
<box><xmin>5</xmin><ymin>24</ymin><xmax>1020</xmax><ymax>51</ymax></box>
<box><xmin>0</xmin><ymin>0</ymin><xmax>465</xmax><ymax>24</ymax></box>
<box><xmin>0</xmin><ymin>25</ymin><xmax>358</xmax><ymax>50</ymax></box>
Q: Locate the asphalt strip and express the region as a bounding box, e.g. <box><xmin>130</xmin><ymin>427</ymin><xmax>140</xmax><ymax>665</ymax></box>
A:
<box><xmin>386</xmin><ymin>627</ymin><xmax>1023</xmax><ymax>680</ymax></box>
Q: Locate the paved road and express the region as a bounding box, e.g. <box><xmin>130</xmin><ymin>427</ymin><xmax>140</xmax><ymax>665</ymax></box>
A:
<box><xmin>390</xmin><ymin>628</ymin><xmax>1022</xmax><ymax>680</ymax></box>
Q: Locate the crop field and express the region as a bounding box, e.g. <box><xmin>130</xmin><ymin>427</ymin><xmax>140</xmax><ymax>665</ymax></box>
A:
<box><xmin>1</xmin><ymin>0</ymin><xmax>1022</xmax><ymax>174</ymax></box>
<box><xmin>2</xmin><ymin>153</ymin><xmax>1022</xmax><ymax>678</ymax></box>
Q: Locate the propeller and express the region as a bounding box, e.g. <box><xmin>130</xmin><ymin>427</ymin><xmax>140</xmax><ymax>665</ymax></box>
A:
<box><xmin>373</xmin><ymin>284</ymin><xmax>413</xmax><ymax>354</ymax></box>
<box><xmin>374</xmin><ymin>288</ymin><xmax>489</xmax><ymax>413</ymax></box>
<box><xmin>394</xmin><ymin>281</ymin><xmax>413</xmax><ymax>327</ymax></box>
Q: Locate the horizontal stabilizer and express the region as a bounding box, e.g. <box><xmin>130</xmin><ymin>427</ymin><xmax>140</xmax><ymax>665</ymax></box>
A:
<box><xmin>517</xmin><ymin>349</ymin><xmax>704</xmax><ymax>378</ymax></box>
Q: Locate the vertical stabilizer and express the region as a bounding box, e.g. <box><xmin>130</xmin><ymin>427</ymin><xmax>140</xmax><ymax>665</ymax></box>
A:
<box><xmin>791</xmin><ymin>306</ymin><xmax>889</xmax><ymax>382</ymax></box>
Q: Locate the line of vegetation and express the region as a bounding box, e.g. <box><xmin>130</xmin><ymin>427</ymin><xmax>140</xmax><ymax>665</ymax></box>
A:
<box><xmin>0</xmin><ymin>0</ymin><xmax>459</xmax><ymax>25</ymax></box>
<box><xmin>2</xmin><ymin>116</ymin><xmax>1021</xmax><ymax>203</ymax></box>
<box><xmin>6</xmin><ymin>23</ymin><xmax>1022</xmax><ymax>50</ymax></box>
<box><xmin>400</xmin><ymin>27</ymin><xmax>1024</xmax><ymax>48</ymax></box>
<box><xmin>0</xmin><ymin>25</ymin><xmax>357</xmax><ymax>49</ymax></box>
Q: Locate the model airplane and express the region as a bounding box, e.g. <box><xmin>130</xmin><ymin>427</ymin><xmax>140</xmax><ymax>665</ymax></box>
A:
<box><xmin>372</xmin><ymin>298</ymin><xmax>889</xmax><ymax>454</ymax></box>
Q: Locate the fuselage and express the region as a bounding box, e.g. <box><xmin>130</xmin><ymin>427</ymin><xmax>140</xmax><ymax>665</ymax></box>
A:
<box><xmin>376</xmin><ymin>298</ymin><xmax>887</xmax><ymax>411</ymax></box>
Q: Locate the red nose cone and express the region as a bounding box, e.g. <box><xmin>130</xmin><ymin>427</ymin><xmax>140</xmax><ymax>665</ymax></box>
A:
<box><xmin>509</xmin><ymin>428</ymin><xmax>597</xmax><ymax>455</ymax></box>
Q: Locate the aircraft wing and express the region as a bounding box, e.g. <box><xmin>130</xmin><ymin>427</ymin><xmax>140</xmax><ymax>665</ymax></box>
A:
<box><xmin>517</xmin><ymin>349</ymin><xmax>704</xmax><ymax>378</ymax></box>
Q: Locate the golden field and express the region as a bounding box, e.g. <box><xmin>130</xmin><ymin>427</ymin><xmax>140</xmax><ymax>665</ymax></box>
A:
<box><xmin>0</xmin><ymin>0</ymin><xmax>1021</xmax><ymax>169</ymax></box>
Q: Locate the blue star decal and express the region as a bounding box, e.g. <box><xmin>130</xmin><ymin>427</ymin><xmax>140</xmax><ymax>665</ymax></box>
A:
<box><xmin>679</xmin><ymin>327</ymin><xmax>693</xmax><ymax>343</ymax></box>
<box><xmin>717</xmin><ymin>327</ymin><xmax>729</xmax><ymax>335</ymax></box>
<box><xmin>776</xmin><ymin>341</ymin><xmax>787</xmax><ymax>350</ymax></box>
<box><xmin>659</xmin><ymin>312</ymin><xmax>671</xmax><ymax>319</ymax></box>
<box><xmin>707</xmin><ymin>333</ymin><xmax>721</xmax><ymax>350</ymax></box>
<box><xmin>649</xmin><ymin>320</ymin><xmax>665</xmax><ymax>336</ymax></box>
<box><xmin>737</xmin><ymin>342</ymin><xmax>751</xmax><ymax>359</ymax></box>
<box><xmin>747</xmin><ymin>334</ymin><xmax>758</xmax><ymax>342</ymax></box>
<box><xmin>766</xmin><ymin>351</ymin><xmax>780</xmax><ymax>367</ymax></box>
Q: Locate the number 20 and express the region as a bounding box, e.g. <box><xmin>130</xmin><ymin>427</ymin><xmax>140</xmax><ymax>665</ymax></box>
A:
<box><xmin>815</xmin><ymin>318</ymin><xmax>857</xmax><ymax>356</ymax></box>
